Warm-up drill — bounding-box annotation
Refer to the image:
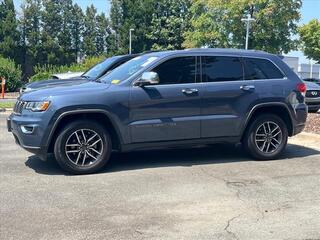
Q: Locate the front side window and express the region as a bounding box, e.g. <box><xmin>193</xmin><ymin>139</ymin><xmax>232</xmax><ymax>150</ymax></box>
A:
<box><xmin>152</xmin><ymin>57</ymin><xmax>196</xmax><ymax>85</ymax></box>
<box><xmin>203</xmin><ymin>56</ymin><xmax>243</xmax><ymax>82</ymax></box>
<box><xmin>244</xmin><ymin>58</ymin><xmax>285</xmax><ymax>80</ymax></box>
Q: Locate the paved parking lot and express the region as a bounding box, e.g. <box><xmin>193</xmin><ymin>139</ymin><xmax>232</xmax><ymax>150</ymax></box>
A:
<box><xmin>1</xmin><ymin>112</ymin><xmax>320</xmax><ymax>240</ymax></box>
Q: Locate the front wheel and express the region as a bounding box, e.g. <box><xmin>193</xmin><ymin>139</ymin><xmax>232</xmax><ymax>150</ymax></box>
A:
<box><xmin>54</xmin><ymin>120</ymin><xmax>112</xmax><ymax>174</ymax></box>
<box><xmin>243</xmin><ymin>114</ymin><xmax>288</xmax><ymax>160</ymax></box>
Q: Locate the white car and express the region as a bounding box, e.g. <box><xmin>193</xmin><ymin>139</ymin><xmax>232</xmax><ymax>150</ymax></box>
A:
<box><xmin>51</xmin><ymin>71</ymin><xmax>84</xmax><ymax>79</ymax></box>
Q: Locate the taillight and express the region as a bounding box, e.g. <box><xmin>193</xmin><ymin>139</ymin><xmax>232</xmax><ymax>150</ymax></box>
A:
<box><xmin>296</xmin><ymin>83</ymin><xmax>307</xmax><ymax>96</ymax></box>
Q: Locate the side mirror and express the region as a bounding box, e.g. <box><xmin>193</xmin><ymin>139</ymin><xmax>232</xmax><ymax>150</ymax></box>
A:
<box><xmin>135</xmin><ymin>72</ymin><xmax>159</xmax><ymax>87</ymax></box>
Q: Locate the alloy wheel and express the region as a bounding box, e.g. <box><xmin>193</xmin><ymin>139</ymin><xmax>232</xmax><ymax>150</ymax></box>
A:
<box><xmin>254</xmin><ymin>121</ymin><xmax>283</xmax><ymax>154</ymax></box>
<box><xmin>65</xmin><ymin>129</ymin><xmax>104</xmax><ymax>166</ymax></box>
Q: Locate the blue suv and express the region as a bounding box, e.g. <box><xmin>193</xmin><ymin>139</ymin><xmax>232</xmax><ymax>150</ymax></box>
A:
<box><xmin>7</xmin><ymin>49</ymin><xmax>308</xmax><ymax>174</ymax></box>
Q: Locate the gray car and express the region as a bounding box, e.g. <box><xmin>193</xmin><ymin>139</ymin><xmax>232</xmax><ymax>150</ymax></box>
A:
<box><xmin>21</xmin><ymin>54</ymin><xmax>138</xmax><ymax>93</ymax></box>
<box><xmin>7</xmin><ymin>48</ymin><xmax>308</xmax><ymax>174</ymax></box>
<box><xmin>304</xmin><ymin>81</ymin><xmax>320</xmax><ymax>113</ymax></box>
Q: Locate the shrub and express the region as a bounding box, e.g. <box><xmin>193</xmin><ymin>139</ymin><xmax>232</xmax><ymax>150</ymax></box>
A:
<box><xmin>29</xmin><ymin>55</ymin><xmax>106</xmax><ymax>82</ymax></box>
<box><xmin>0</xmin><ymin>56</ymin><xmax>22</xmax><ymax>92</ymax></box>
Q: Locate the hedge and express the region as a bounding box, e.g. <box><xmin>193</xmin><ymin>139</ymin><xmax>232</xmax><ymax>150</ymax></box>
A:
<box><xmin>0</xmin><ymin>56</ymin><xmax>22</xmax><ymax>92</ymax></box>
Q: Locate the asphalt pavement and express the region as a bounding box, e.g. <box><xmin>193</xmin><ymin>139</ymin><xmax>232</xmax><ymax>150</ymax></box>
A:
<box><xmin>1</xmin><ymin>112</ymin><xmax>320</xmax><ymax>240</ymax></box>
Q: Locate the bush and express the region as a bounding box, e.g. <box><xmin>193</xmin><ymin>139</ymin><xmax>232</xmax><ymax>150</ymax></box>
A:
<box><xmin>29</xmin><ymin>55</ymin><xmax>106</xmax><ymax>82</ymax></box>
<box><xmin>0</xmin><ymin>56</ymin><xmax>22</xmax><ymax>92</ymax></box>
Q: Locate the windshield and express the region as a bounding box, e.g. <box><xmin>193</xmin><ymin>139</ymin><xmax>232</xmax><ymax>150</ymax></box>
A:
<box><xmin>100</xmin><ymin>55</ymin><xmax>159</xmax><ymax>83</ymax></box>
<box><xmin>82</xmin><ymin>57</ymin><xmax>120</xmax><ymax>79</ymax></box>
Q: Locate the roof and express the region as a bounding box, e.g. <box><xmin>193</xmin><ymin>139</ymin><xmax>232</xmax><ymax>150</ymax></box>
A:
<box><xmin>143</xmin><ymin>48</ymin><xmax>272</xmax><ymax>58</ymax></box>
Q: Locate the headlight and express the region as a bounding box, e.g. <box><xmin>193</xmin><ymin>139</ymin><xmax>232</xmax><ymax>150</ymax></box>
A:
<box><xmin>25</xmin><ymin>101</ymin><xmax>50</xmax><ymax>112</ymax></box>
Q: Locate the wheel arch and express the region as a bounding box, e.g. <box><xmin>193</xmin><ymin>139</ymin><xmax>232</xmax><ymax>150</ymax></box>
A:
<box><xmin>46</xmin><ymin>110</ymin><xmax>123</xmax><ymax>153</ymax></box>
<box><xmin>241</xmin><ymin>103</ymin><xmax>294</xmax><ymax>140</ymax></box>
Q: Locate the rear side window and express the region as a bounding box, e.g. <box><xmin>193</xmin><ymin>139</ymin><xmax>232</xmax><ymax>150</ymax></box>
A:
<box><xmin>152</xmin><ymin>57</ymin><xmax>196</xmax><ymax>85</ymax></box>
<box><xmin>244</xmin><ymin>58</ymin><xmax>284</xmax><ymax>80</ymax></box>
<box><xmin>203</xmin><ymin>56</ymin><xmax>243</xmax><ymax>82</ymax></box>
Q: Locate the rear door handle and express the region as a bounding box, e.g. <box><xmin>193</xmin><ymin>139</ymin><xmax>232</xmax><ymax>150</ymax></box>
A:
<box><xmin>240</xmin><ymin>85</ymin><xmax>255</xmax><ymax>91</ymax></box>
<box><xmin>182</xmin><ymin>88</ymin><xmax>199</xmax><ymax>95</ymax></box>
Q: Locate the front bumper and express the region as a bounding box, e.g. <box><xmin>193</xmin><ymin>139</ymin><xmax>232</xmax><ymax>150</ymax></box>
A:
<box><xmin>7</xmin><ymin>113</ymin><xmax>48</xmax><ymax>160</ymax></box>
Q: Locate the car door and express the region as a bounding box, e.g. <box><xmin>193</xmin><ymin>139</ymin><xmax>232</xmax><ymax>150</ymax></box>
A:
<box><xmin>200</xmin><ymin>55</ymin><xmax>259</xmax><ymax>138</ymax></box>
<box><xmin>129</xmin><ymin>56</ymin><xmax>202</xmax><ymax>143</ymax></box>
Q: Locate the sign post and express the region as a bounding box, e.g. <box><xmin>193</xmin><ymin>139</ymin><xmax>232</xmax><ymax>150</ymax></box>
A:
<box><xmin>1</xmin><ymin>77</ymin><xmax>5</xmax><ymax>99</ymax></box>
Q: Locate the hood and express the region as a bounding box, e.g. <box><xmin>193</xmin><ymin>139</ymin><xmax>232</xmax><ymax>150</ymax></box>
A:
<box><xmin>304</xmin><ymin>81</ymin><xmax>320</xmax><ymax>90</ymax></box>
<box><xmin>21</xmin><ymin>81</ymin><xmax>111</xmax><ymax>101</ymax></box>
<box><xmin>24</xmin><ymin>77</ymin><xmax>91</xmax><ymax>92</ymax></box>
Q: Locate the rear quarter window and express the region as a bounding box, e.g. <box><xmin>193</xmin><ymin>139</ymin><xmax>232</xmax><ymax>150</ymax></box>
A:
<box><xmin>244</xmin><ymin>58</ymin><xmax>285</xmax><ymax>80</ymax></box>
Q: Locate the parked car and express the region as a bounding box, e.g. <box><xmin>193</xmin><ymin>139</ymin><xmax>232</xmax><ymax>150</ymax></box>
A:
<box><xmin>303</xmin><ymin>78</ymin><xmax>320</xmax><ymax>86</ymax></box>
<box><xmin>7</xmin><ymin>48</ymin><xmax>308</xmax><ymax>174</ymax></box>
<box><xmin>51</xmin><ymin>72</ymin><xmax>84</xmax><ymax>79</ymax></box>
<box><xmin>20</xmin><ymin>54</ymin><xmax>138</xmax><ymax>93</ymax></box>
<box><xmin>304</xmin><ymin>80</ymin><xmax>320</xmax><ymax>113</ymax></box>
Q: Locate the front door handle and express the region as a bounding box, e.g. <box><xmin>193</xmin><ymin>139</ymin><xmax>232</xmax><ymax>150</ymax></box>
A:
<box><xmin>182</xmin><ymin>88</ymin><xmax>199</xmax><ymax>95</ymax></box>
<box><xmin>240</xmin><ymin>85</ymin><xmax>255</xmax><ymax>91</ymax></box>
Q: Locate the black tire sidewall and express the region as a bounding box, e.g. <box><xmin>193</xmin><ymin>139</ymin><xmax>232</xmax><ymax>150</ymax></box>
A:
<box><xmin>54</xmin><ymin>121</ymin><xmax>111</xmax><ymax>174</ymax></box>
<box><xmin>244</xmin><ymin>114</ymin><xmax>288</xmax><ymax>160</ymax></box>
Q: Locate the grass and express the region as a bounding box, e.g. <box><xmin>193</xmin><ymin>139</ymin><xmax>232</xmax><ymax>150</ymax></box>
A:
<box><xmin>0</xmin><ymin>101</ymin><xmax>15</xmax><ymax>109</ymax></box>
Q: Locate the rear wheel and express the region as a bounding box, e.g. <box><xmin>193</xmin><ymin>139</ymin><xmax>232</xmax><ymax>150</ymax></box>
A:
<box><xmin>54</xmin><ymin>120</ymin><xmax>111</xmax><ymax>174</ymax></box>
<box><xmin>243</xmin><ymin>114</ymin><xmax>288</xmax><ymax>160</ymax></box>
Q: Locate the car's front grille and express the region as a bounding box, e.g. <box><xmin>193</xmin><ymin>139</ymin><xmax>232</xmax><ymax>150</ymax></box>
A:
<box><xmin>13</xmin><ymin>101</ymin><xmax>26</xmax><ymax>114</ymax></box>
<box><xmin>306</xmin><ymin>90</ymin><xmax>320</xmax><ymax>98</ymax></box>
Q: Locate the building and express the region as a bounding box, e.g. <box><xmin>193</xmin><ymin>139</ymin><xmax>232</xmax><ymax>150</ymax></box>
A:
<box><xmin>282</xmin><ymin>56</ymin><xmax>320</xmax><ymax>79</ymax></box>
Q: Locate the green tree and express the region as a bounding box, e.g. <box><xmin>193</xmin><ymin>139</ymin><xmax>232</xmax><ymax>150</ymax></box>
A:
<box><xmin>184</xmin><ymin>0</ymin><xmax>302</xmax><ymax>54</ymax></box>
<box><xmin>299</xmin><ymin>19</ymin><xmax>320</xmax><ymax>62</ymax></box>
<box><xmin>110</xmin><ymin>0</ymin><xmax>156</xmax><ymax>53</ymax></box>
<box><xmin>58</xmin><ymin>0</ymin><xmax>75</xmax><ymax>65</ymax></box>
<box><xmin>20</xmin><ymin>0</ymin><xmax>42</xmax><ymax>72</ymax></box>
<box><xmin>83</xmin><ymin>5</ymin><xmax>98</xmax><ymax>56</ymax></box>
<box><xmin>147</xmin><ymin>0</ymin><xmax>191</xmax><ymax>50</ymax></box>
<box><xmin>41</xmin><ymin>0</ymin><xmax>63</xmax><ymax>65</ymax></box>
<box><xmin>70</xmin><ymin>3</ymin><xmax>84</xmax><ymax>62</ymax></box>
<box><xmin>96</xmin><ymin>13</ymin><xmax>110</xmax><ymax>54</ymax></box>
<box><xmin>0</xmin><ymin>0</ymin><xmax>19</xmax><ymax>60</ymax></box>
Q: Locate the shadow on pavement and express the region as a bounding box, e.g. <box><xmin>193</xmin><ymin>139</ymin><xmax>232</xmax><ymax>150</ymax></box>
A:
<box><xmin>25</xmin><ymin>143</ymin><xmax>320</xmax><ymax>176</ymax></box>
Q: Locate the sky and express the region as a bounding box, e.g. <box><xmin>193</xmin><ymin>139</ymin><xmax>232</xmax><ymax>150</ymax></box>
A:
<box><xmin>13</xmin><ymin>0</ymin><xmax>320</xmax><ymax>63</ymax></box>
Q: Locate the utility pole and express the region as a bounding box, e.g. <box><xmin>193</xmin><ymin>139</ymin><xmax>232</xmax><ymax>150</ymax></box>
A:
<box><xmin>129</xmin><ymin>28</ymin><xmax>134</xmax><ymax>54</ymax></box>
<box><xmin>241</xmin><ymin>14</ymin><xmax>256</xmax><ymax>50</ymax></box>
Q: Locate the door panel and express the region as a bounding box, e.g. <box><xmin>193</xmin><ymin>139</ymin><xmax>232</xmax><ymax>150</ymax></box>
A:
<box><xmin>129</xmin><ymin>56</ymin><xmax>201</xmax><ymax>143</ymax></box>
<box><xmin>130</xmin><ymin>84</ymin><xmax>202</xmax><ymax>142</ymax></box>
<box><xmin>201</xmin><ymin>81</ymin><xmax>258</xmax><ymax>138</ymax></box>
<box><xmin>200</xmin><ymin>56</ymin><xmax>258</xmax><ymax>138</ymax></box>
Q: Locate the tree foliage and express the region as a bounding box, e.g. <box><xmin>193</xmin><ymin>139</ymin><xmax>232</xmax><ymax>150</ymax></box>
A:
<box><xmin>299</xmin><ymin>19</ymin><xmax>320</xmax><ymax>62</ymax></box>
<box><xmin>184</xmin><ymin>0</ymin><xmax>302</xmax><ymax>54</ymax></box>
<box><xmin>0</xmin><ymin>56</ymin><xmax>22</xmax><ymax>91</ymax></box>
<box><xmin>0</xmin><ymin>0</ymin><xmax>19</xmax><ymax>60</ymax></box>
<box><xmin>0</xmin><ymin>0</ymin><xmax>308</xmax><ymax>87</ymax></box>
<box><xmin>147</xmin><ymin>0</ymin><xmax>191</xmax><ymax>50</ymax></box>
<box><xmin>110</xmin><ymin>0</ymin><xmax>156</xmax><ymax>53</ymax></box>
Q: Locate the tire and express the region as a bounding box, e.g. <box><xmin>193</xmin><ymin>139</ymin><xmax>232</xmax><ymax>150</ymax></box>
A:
<box><xmin>54</xmin><ymin>120</ymin><xmax>112</xmax><ymax>174</ymax></box>
<box><xmin>243</xmin><ymin>114</ymin><xmax>288</xmax><ymax>160</ymax></box>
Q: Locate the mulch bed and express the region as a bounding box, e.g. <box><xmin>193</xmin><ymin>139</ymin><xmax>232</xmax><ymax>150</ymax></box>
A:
<box><xmin>305</xmin><ymin>113</ymin><xmax>320</xmax><ymax>135</ymax></box>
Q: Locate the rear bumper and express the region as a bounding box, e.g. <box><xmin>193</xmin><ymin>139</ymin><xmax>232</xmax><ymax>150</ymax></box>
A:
<box><xmin>291</xmin><ymin>103</ymin><xmax>308</xmax><ymax>136</ymax></box>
